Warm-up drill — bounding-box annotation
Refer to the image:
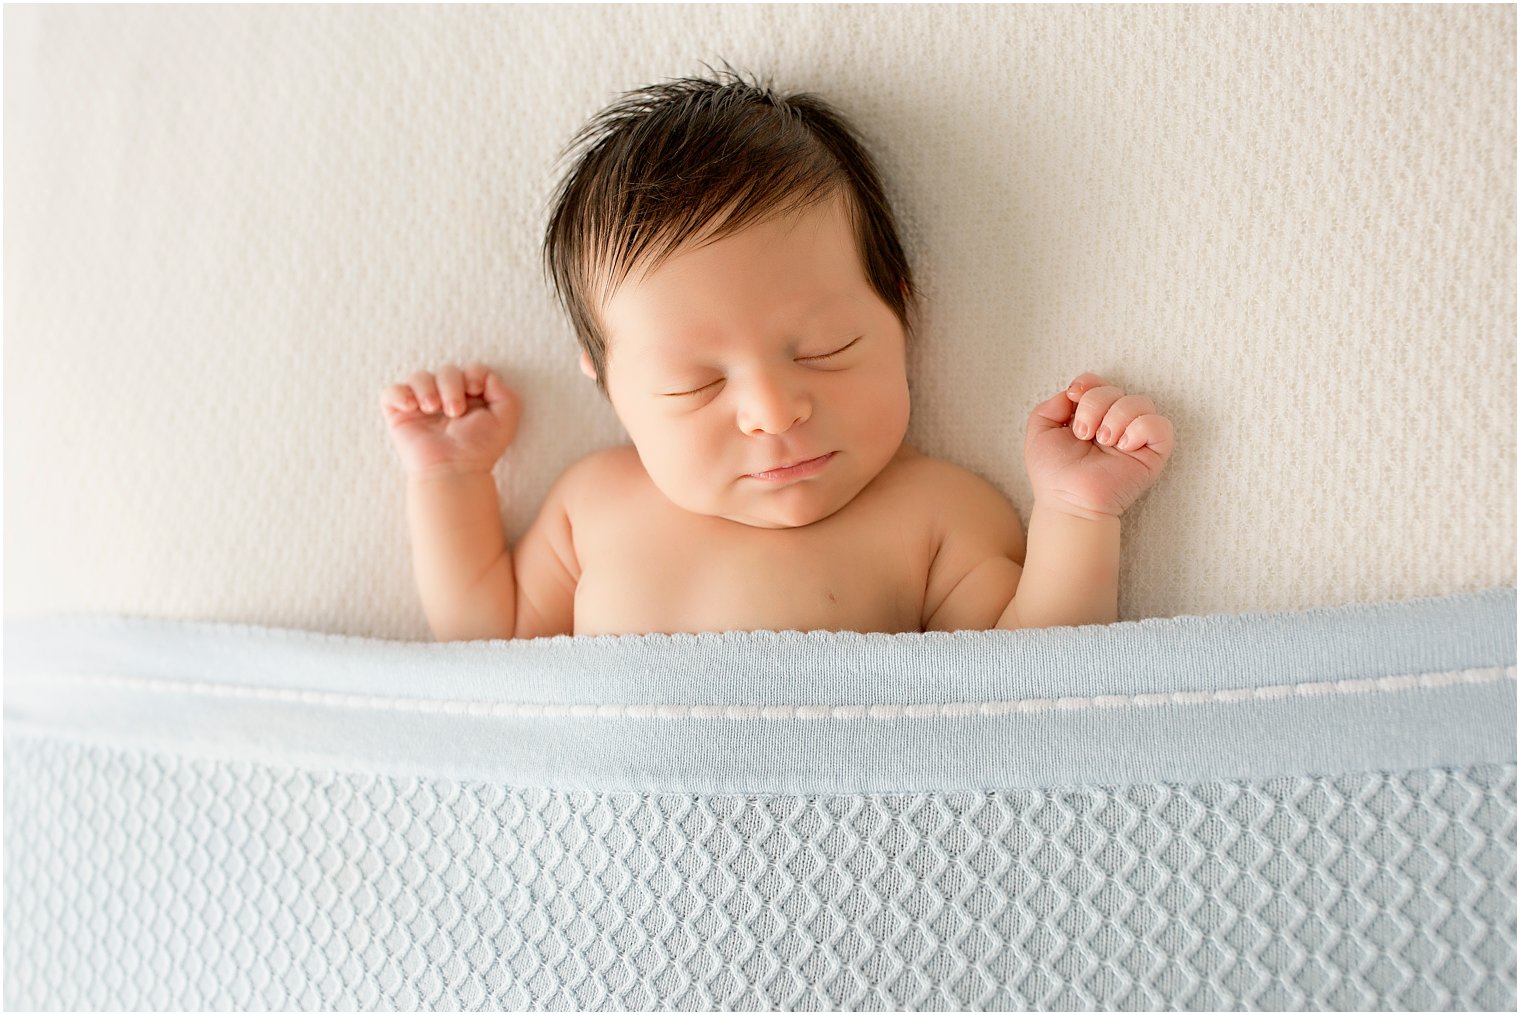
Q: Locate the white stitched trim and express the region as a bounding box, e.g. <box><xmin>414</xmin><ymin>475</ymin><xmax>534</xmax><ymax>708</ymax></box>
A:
<box><xmin>13</xmin><ymin>665</ymin><xmax>1515</xmax><ymax>721</ymax></box>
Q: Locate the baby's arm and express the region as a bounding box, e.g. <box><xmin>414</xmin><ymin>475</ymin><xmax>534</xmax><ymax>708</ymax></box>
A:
<box><xmin>926</xmin><ymin>374</ymin><xmax>1172</xmax><ymax>631</ymax></box>
<box><xmin>997</xmin><ymin>504</ymin><xmax>1119</xmax><ymax>630</ymax></box>
<box><xmin>406</xmin><ymin>471</ymin><xmax>516</xmax><ymax>640</ymax></box>
<box><xmin>919</xmin><ymin>471</ymin><xmax>1121</xmax><ymax>632</ymax></box>
<box><xmin>999</xmin><ymin>373</ymin><xmax>1174</xmax><ymax>630</ymax></box>
<box><xmin>406</xmin><ymin>469</ymin><xmax>580</xmax><ymax>640</ymax></box>
<box><xmin>381</xmin><ymin>364</ymin><xmax>577</xmax><ymax>641</ymax></box>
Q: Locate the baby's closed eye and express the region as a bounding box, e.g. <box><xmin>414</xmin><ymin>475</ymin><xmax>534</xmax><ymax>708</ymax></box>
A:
<box><xmin>797</xmin><ymin>335</ymin><xmax>862</xmax><ymax>362</ymax></box>
<box><xmin>660</xmin><ymin>336</ymin><xmax>864</xmax><ymax>397</ymax></box>
<box><xmin>662</xmin><ymin>378</ymin><xmax>724</xmax><ymax>398</ymax></box>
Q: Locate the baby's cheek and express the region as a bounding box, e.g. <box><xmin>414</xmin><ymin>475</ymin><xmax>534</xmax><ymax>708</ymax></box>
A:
<box><xmin>649</xmin><ymin>423</ymin><xmax>732</xmax><ymax>509</ymax></box>
<box><xmin>857</xmin><ymin>368</ymin><xmax>910</xmax><ymax>444</ymax></box>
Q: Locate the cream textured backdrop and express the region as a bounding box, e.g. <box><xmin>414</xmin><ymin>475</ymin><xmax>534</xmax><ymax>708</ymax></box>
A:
<box><xmin>5</xmin><ymin>4</ymin><xmax>1515</xmax><ymax>640</ymax></box>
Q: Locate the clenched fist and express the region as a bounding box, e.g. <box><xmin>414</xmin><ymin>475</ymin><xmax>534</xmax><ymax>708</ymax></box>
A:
<box><xmin>1024</xmin><ymin>372</ymin><xmax>1175</xmax><ymax>520</ymax></box>
<box><xmin>380</xmin><ymin>363</ymin><xmax>520</xmax><ymax>480</ymax></box>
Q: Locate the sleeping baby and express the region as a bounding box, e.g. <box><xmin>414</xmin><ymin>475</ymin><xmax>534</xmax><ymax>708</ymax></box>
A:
<box><xmin>380</xmin><ymin>72</ymin><xmax>1174</xmax><ymax>639</ymax></box>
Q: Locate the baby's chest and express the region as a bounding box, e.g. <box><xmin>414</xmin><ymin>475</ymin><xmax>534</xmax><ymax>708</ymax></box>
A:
<box><xmin>572</xmin><ymin>509</ymin><xmax>930</xmax><ymax>635</ymax></box>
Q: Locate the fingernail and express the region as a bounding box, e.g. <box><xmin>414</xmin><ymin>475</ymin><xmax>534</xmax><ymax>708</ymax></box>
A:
<box><xmin>1097</xmin><ymin>427</ymin><xmax>1111</xmax><ymax>445</ymax></box>
<box><xmin>1118</xmin><ymin>433</ymin><xmax>1137</xmax><ymax>450</ymax></box>
<box><xmin>1073</xmin><ymin>422</ymin><xmax>1088</xmax><ymax>440</ymax></box>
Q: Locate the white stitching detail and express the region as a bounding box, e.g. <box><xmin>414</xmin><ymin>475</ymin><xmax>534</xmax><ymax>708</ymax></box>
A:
<box><xmin>16</xmin><ymin>665</ymin><xmax>1516</xmax><ymax>721</ymax></box>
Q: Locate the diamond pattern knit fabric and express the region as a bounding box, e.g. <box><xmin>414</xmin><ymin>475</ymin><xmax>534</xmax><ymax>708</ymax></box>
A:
<box><xmin>7</xmin><ymin>737</ymin><xmax>1513</xmax><ymax>1010</ymax></box>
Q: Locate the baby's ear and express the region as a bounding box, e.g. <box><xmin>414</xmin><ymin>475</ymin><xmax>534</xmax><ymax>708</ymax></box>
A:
<box><xmin>578</xmin><ymin>350</ymin><xmax>597</xmax><ymax>380</ymax></box>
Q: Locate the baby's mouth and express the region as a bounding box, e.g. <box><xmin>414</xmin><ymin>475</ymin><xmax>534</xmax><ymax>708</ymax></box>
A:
<box><xmin>744</xmin><ymin>452</ymin><xmax>836</xmax><ymax>483</ymax></box>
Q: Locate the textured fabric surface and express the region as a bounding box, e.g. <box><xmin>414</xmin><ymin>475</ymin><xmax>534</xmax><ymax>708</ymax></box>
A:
<box><xmin>4</xmin><ymin>5</ymin><xmax>1515</xmax><ymax>639</ymax></box>
<box><xmin>5</xmin><ymin>590</ymin><xmax>1515</xmax><ymax>1009</ymax></box>
<box><xmin>5</xmin><ymin>588</ymin><xmax>1516</xmax><ymax>795</ymax></box>
<box><xmin>5</xmin><ymin>739</ymin><xmax>1514</xmax><ymax>1011</ymax></box>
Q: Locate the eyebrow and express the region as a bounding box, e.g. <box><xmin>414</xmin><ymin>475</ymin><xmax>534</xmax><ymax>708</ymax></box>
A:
<box><xmin>795</xmin><ymin>291</ymin><xmax>858</xmax><ymax>323</ymax></box>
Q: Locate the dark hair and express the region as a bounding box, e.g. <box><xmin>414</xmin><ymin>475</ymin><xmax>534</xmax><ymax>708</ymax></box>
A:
<box><xmin>543</xmin><ymin>69</ymin><xmax>917</xmax><ymax>391</ymax></box>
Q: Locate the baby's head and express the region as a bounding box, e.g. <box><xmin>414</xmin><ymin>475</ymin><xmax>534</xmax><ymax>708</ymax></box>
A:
<box><xmin>544</xmin><ymin>71</ymin><xmax>917</xmax><ymax>529</ymax></box>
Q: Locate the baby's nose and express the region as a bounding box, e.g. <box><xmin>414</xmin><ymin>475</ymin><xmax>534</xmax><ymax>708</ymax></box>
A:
<box><xmin>736</xmin><ymin>373</ymin><xmax>811</xmax><ymax>435</ymax></box>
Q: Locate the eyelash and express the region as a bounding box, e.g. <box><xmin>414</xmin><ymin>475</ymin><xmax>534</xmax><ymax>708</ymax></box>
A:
<box><xmin>665</xmin><ymin>337</ymin><xmax>862</xmax><ymax>397</ymax></box>
<box><xmin>800</xmin><ymin>335</ymin><xmax>862</xmax><ymax>362</ymax></box>
<box><xmin>668</xmin><ymin>380</ymin><xmax>722</xmax><ymax>398</ymax></box>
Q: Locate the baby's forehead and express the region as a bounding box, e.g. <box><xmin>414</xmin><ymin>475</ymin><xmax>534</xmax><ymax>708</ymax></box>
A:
<box><xmin>593</xmin><ymin>189</ymin><xmax>860</xmax><ymax>294</ymax></box>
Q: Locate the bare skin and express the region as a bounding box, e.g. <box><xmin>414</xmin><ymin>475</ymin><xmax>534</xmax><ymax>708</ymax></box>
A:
<box><xmin>516</xmin><ymin>442</ymin><xmax>1025</xmax><ymax>636</ymax></box>
<box><xmin>381</xmin><ymin>197</ymin><xmax>1175</xmax><ymax>639</ymax></box>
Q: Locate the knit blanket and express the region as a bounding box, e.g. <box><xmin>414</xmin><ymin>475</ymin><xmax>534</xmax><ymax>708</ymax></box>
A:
<box><xmin>6</xmin><ymin>588</ymin><xmax>1514</xmax><ymax>1009</ymax></box>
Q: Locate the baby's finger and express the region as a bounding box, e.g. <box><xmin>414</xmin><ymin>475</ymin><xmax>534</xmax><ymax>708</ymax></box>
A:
<box><xmin>435</xmin><ymin>364</ymin><xmax>468</xmax><ymax>417</ymax></box>
<box><xmin>380</xmin><ymin>383</ymin><xmax>419</xmax><ymax>413</ymax></box>
<box><xmin>481</xmin><ymin>369</ymin><xmax>515</xmax><ymax>403</ymax></box>
<box><xmin>482</xmin><ymin>372</ymin><xmax>521</xmax><ymax>441</ymax></box>
<box><xmin>1071</xmin><ymin>384</ymin><xmax>1125</xmax><ymax>441</ymax></box>
<box><xmin>407</xmin><ymin>371</ymin><xmax>442</xmax><ymax>413</ymax></box>
<box><xmin>1116</xmin><ymin>413</ymin><xmax>1176</xmax><ymax>457</ymax></box>
<box><xmin>1094</xmin><ymin>393</ymin><xmax>1157</xmax><ymax>446</ymax></box>
<box><xmin>1027</xmin><ymin>388</ymin><xmax>1077</xmax><ymax>429</ymax></box>
<box><xmin>463</xmin><ymin>362</ymin><xmax>492</xmax><ymax>398</ymax></box>
<box><xmin>1065</xmin><ymin>372</ymin><xmax>1113</xmax><ymax>402</ymax></box>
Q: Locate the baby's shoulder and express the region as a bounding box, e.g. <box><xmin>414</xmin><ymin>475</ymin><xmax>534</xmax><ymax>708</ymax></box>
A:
<box><xmin>545</xmin><ymin>444</ymin><xmax>648</xmax><ymax>511</ymax></box>
<box><xmin>880</xmin><ymin>446</ymin><xmax>1026</xmax><ymax>560</ymax></box>
<box><xmin>879</xmin><ymin>446</ymin><xmax>1020</xmax><ymax>516</ymax></box>
<box><xmin>561</xmin><ymin>443</ymin><xmax>644</xmax><ymax>480</ymax></box>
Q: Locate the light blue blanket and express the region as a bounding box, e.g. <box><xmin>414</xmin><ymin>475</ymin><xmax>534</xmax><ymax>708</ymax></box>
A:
<box><xmin>6</xmin><ymin>589</ymin><xmax>1515</xmax><ymax>1010</ymax></box>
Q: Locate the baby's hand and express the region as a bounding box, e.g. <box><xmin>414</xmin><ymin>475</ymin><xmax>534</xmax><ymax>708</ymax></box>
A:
<box><xmin>380</xmin><ymin>363</ymin><xmax>520</xmax><ymax>480</ymax></box>
<box><xmin>1024</xmin><ymin>372</ymin><xmax>1175</xmax><ymax>520</ymax></box>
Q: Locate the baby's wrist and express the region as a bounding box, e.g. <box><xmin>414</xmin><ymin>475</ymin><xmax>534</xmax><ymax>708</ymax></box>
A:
<box><xmin>1031</xmin><ymin>496</ymin><xmax>1121</xmax><ymax>525</ymax></box>
<box><xmin>406</xmin><ymin>462</ymin><xmax>498</xmax><ymax>485</ymax></box>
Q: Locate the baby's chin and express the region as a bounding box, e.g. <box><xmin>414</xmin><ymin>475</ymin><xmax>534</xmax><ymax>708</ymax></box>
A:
<box><xmin>717</xmin><ymin>500</ymin><xmax>844</xmax><ymax>530</ymax></box>
<box><xmin>670</xmin><ymin>479</ymin><xmax>860</xmax><ymax>530</ymax></box>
